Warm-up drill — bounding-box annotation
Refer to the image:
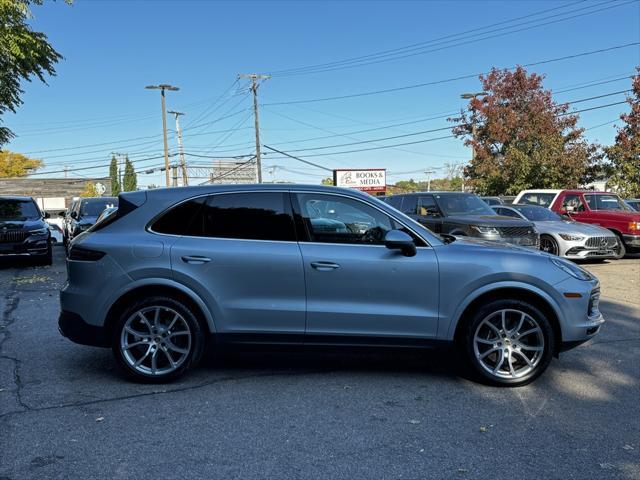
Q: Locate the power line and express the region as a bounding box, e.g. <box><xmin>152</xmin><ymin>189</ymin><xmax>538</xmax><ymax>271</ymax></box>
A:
<box><xmin>268</xmin><ymin>0</ymin><xmax>593</xmax><ymax>76</ymax></box>
<box><xmin>262</xmin><ymin>145</ymin><xmax>334</xmax><ymax>172</ymax></box>
<box><xmin>265</xmin><ymin>42</ymin><xmax>640</xmax><ymax>105</ymax></box>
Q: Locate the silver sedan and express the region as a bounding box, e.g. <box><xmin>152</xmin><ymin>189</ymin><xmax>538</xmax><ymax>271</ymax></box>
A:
<box><xmin>492</xmin><ymin>204</ymin><xmax>622</xmax><ymax>260</ymax></box>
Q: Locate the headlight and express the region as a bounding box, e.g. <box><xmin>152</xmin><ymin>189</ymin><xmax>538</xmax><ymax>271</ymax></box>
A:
<box><xmin>629</xmin><ymin>221</ymin><xmax>640</xmax><ymax>232</ymax></box>
<box><xmin>559</xmin><ymin>233</ymin><xmax>585</xmax><ymax>241</ymax></box>
<box><xmin>470</xmin><ymin>225</ymin><xmax>500</xmax><ymax>235</ymax></box>
<box><xmin>29</xmin><ymin>228</ymin><xmax>48</xmax><ymax>236</ymax></box>
<box><xmin>550</xmin><ymin>257</ymin><xmax>593</xmax><ymax>281</ymax></box>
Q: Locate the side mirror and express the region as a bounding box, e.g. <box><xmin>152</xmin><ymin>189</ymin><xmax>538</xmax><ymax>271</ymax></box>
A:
<box><xmin>44</xmin><ymin>212</ymin><xmax>50</xmax><ymax>219</ymax></box>
<box><xmin>70</xmin><ymin>211</ymin><xmax>78</xmax><ymax>219</ymax></box>
<box><xmin>425</xmin><ymin>207</ymin><xmax>441</xmax><ymax>217</ymax></box>
<box><xmin>384</xmin><ymin>230</ymin><xmax>416</xmax><ymax>257</ymax></box>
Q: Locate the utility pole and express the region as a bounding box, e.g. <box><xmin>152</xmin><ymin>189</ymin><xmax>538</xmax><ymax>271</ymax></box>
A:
<box><xmin>168</xmin><ymin>110</ymin><xmax>188</xmax><ymax>186</ymax></box>
<box><xmin>172</xmin><ymin>165</ymin><xmax>178</xmax><ymax>187</ymax></box>
<box><xmin>146</xmin><ymin>84</ymin><xmax>179</xmax><ymax>187</ymax></box>
<box><xmin>425</xmin><ymin>169</ymin><xmax>436</xmax><ymax>191</ymax></box>
<box><xmin>238</xmin><ymin>74</ymin><xmax>270</xmax><ymax>183</ymax></box>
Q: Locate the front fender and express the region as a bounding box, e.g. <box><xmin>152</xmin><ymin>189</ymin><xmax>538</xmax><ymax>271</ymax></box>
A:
<box><xmin>442</xmin><ymin>280</ymin><xmax>566</xmax><ymax>340</ymax></box>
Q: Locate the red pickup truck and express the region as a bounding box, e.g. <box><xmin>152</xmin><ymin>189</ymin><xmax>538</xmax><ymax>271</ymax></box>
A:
<box><xmin>513</xmin><ymin>189</ymin><xmax>640</xmax><ymax>256</ymax></box>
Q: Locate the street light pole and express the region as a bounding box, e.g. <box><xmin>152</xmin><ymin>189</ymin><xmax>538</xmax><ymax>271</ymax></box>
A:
<box><xmin>168</xmin><ymin>110</ymin><xmax>188</xmax><ymax>186</ymax></box>
<box><xmin>146</xmin><ymin>84</ymin><xmax>179</xmax><ymax>187</ymax></box>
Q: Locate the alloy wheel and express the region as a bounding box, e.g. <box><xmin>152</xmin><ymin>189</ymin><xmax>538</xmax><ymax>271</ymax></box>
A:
<box><xmin>473</xmin><ymin>309</ymin><xmax>545</xmax><ymax>380</ymax></box>
<box><xmin>120</xmin><ymin>306</ymin><xmax>192</xmax><ymax>376</ymax></box>
<box><xmin>540</xmin><ymin>236</ymin><xmax>558</xmax><ymax>255</ymax></box>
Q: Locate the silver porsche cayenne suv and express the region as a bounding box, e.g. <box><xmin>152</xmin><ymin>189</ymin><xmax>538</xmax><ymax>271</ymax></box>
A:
<box><xmin>59</xmin><ymin>185</ymin><xmax>603</xmax><ymax>386</ymax></box>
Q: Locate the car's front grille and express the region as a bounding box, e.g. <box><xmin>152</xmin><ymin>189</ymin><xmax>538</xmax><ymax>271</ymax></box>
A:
<box><xmin>0</xmin><ymin>229</ymin><xmax>27</xmax><ymax>243</ymax></box>
<box><xmin>497</xmin><ymin>226</ymin><xmax>535</xmax><ymax>238</ymax></box>
<box><xmin>585</xmin><ymin>236</ymin><xmax>617</xmax><ymax>248</ymax></box>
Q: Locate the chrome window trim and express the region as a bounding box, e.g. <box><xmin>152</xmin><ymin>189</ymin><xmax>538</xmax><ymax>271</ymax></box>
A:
<box><xmin>146</xmin><ymin>188</ymin><xmax>435</xmax><ymax>248</ymax></box>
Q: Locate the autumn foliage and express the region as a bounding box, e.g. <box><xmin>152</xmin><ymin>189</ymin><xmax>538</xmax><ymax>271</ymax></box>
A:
<box><xmin>452</xmin><ymin>66</ymin><xmax>599</xmax><ymax>195</ymax></box>
<box><xmin>0</xmin><ymin>150</ymin><xmax>43</xmax><ymax>177</ymax></box>
<box><xmin>605</xmin><ymin>69</ymin><xmax>640</xmax><ymax>198</ymax></box>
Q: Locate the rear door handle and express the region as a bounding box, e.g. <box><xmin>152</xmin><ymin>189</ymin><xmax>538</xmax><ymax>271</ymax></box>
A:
<box><xmin>310</xmin><ymin>261</ymin><xmax>340</xmax><ymax>271</ymax></box>
<box><xmin>181</xmin><ymin>255</ymin><xmax>211</xmax><ymax>265</ymax></box>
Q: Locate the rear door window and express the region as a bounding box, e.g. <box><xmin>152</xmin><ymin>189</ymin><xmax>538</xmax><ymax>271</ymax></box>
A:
<box><xmin>417</xmin><ymin>195</ymin><xmax>437</xmax><ymax>216</ymax></box>
<box><xmin>197</xmin><ymin>192</ymin><xmax>295</xmax><ymax>241</ymax></box>
<box><xmin>561</xmin><ymin>194</ymin><xmax>586</xmax><ymax>212</ymax></box>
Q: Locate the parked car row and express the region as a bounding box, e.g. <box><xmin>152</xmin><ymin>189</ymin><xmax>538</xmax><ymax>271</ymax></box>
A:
<box><xmin>59</xmin><ymin>197</ymin><xmax>118</xmax><ymax>247</ymax></box>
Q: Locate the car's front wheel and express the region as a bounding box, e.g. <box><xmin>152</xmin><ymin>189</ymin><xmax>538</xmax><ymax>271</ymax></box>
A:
<box><xmin>461</xmin><ymin>299</ymin><xmax>555</xmax><ymax>387</ymax></box>
<box><xmin>112</xmin><ymin>296</ymin><xmax>205</xmax><ymax>383</ymax></box>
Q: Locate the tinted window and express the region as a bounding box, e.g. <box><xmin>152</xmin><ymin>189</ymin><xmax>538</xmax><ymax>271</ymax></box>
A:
<box><xmin>80</xmin><ymin>198</ymin><xmax>118</xmax><ymax>217</ymax></box>
<box><xmin>152</xmin><ymin>198</ymin><xmax>205</xmax><ymax>235</ymax></box>
<box><xmin>0</xmin><ymin>199</ymin><xmax>40</xmax><ymax>221</ymax></box>
<box><xmin>386</xmin><ymin>196</ymin><xmax>402</xmax><ymax>209</ymax></box>
<box><xmin>520</xmin><ymin>193</ymin><xmax>557</xmax><ymax>207</ymax></box>
<box><xmin>417</xmin><ymin>196</ymin><xmax>437</xmax><ymax>216</ymax></box>
<box><xmin>297</xmin><ymin>193</ymin><xmax>393</xmax><ymax>245</ymax></box>
<box><xmin>434</xmin><ymin>194</ymin><xmax>494</xmax><ymax>216</ymax></box>
<box><xmin>401</xmin><ymin>195</ymin><xmax>417</xmax><ymax>215</ymax></box>
<box><xmin>196</xmin><ymin>192</ymin><xmax>295</xmax><ymax>241</ymax></box>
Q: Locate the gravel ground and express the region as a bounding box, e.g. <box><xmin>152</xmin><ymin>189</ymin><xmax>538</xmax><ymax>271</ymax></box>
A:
<box><xmin>0</xmin><ymin>247</ymin><xmax>638</xmax><ymax>480</ymax></box>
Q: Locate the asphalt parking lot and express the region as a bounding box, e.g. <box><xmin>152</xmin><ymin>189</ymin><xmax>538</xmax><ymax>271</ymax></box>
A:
<box><xmin>0</xmin><ymin>246</ymin><xmax>638</xmax><ymax>479</ymax></box>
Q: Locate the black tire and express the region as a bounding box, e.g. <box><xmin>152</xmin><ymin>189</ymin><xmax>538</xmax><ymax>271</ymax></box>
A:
<box><xmin>612</xmin><ymin>234</ymin><xmax>626</xmax><ymax>260</ymax></box>
<box><xmin>112</xmin><ymin>296</ymin><xmax>205</xmax><ymax>383</ymax></box>
<box><xmin>460</xmin><ymin>299</ymin><xmax>555</xmax><ymax>387</ymax></box>
<box><xmin>539</xmin><ymin>235</ymin><xmax>559</xmax><ymax>256</ymax></box>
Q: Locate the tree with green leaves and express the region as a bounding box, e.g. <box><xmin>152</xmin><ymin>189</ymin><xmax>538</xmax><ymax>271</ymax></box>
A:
<box><xmin>605</xmin><ymin>68</ymin><xmax>640</xmax><ymax>198</ymax></box>
<box><xmin>109</xmin><ymin>155</ymin><xmax>121</xmax><ymax>196</ymax></box>
<box><xmin>451</xmin><ymin>66</ymin><xmax>600</xmax><ymax>195</ymax></box>
<box><xmin>122</xmin><ymin>156</ymin><xmax>137</xmax><ymax>192</ymax></box>
<box><xmin>0</xmin><ymin>150</ymin><xmax>42</xmax><ymax>177</ymax></box>
<box><xmin>0</xmin><ymin>0</ymin><xmax>71</xmax><ymax>146</ymax></box>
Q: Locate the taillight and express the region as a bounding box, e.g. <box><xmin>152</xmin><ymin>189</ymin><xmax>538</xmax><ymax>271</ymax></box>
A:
<box><xmin>68</xmin><ymin>246</ymin><xmax>105</xmax><ymax>261</ymax></box>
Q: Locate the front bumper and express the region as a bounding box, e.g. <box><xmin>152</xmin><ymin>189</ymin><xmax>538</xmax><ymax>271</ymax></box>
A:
<box><xmin>554</xmin><ymin>278</ymin><xmax>604</xmax><ymax>349</ymax></box>
<box><xmin>623</xmin><ymin>234</ymin><xmax>640</xmax><ymax>247</ymax></box>
<box><xmin>58</xmin><ymin>310</ymin><xmax>109</xmax><ymax>347</ymax></box>
<box><xmin>0</xmin><ymin>236</ymin><xmax>49</xmax><ymax>257</ymax></box>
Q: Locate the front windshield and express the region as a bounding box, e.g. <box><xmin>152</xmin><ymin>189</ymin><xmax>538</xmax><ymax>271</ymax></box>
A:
<box><xmin>435</xmin><ymin>194</ymin><xmax>495</xmax><ymax>216</ymax></box>
<box><xmin>584</xmin><ymin>194</ymin><xmax>633</xmax><ymax>211</ymax></box>
<box><xmin>0</xmin><ymin>199</ymin><xmax>40</xmax><ymax>221</ymax></box>
<box><xmin>80</xmin><ymin>199</ymin><xmax>118</xmax><ymax>217</ymax></box>
<box><xmin>513</xmin><ymin>205</ymin><xmax>562</xmax><ymax>221</ymax></box>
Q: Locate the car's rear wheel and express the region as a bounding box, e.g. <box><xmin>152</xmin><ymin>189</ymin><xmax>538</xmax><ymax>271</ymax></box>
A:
<box><xmin>461</xmin><ymin>299</ymin><xmax>555</xmax><ymax>387</ymax></box>
<box><xmin>112</xmin><ymin>296</ymin><xmax>205</xmax><ymax>383</ymax></box>
<box><xmin>540</xmin><ymin>235</ymin><xmax>559</xmax><ymax>256</ymax></box>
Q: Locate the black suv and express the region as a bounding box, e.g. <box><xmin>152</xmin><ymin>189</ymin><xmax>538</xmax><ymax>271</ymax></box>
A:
<box><xmin>385</xmin><ymin>192</ymin><xmax>539</xmax><ymax>248</ymax></box>
<box><xmin>62</xmin><ymin>197</ymin><xmax>118</xmax><ymax>246</ymax></box>
<box><xmin>0</xmin><ymin>196</ymin><xmax>52</xmax><ymax>264</ymax></box>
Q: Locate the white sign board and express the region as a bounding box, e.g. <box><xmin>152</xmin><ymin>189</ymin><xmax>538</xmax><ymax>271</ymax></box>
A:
<box><xmin>333</xmin><ymin>169</ymin><xmax>386</xmax><ymax>194</ymax></box>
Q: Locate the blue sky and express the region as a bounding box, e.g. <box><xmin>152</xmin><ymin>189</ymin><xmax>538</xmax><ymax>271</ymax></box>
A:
<box><xmin>5</xmin><ymin>0</ymin><xmax>640</xmax><ymax>187</ymax></box>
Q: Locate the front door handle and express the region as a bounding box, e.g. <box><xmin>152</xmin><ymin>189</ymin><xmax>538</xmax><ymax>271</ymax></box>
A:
<box><xmin>310</xmin><ymin>261</ymin><xmax>340</xmax><ymax>271</ymax></box>
<box><xmin>181</xmin><ymin>255</ymin><xmax>211</xmax><ymax>265</ymax></box>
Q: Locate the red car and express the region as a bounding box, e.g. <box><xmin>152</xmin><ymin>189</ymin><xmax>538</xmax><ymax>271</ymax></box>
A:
<box><xmin>513</xmin><ymin>189</ymin><xmax>640</xmax><ymax>257</ymax></box>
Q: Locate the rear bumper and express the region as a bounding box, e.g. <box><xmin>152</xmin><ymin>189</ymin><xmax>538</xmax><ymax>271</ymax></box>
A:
<box><xmin>58</xmin><ymin>310</ymin><xmax>109</xmax><ymax>347</ymax></box>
